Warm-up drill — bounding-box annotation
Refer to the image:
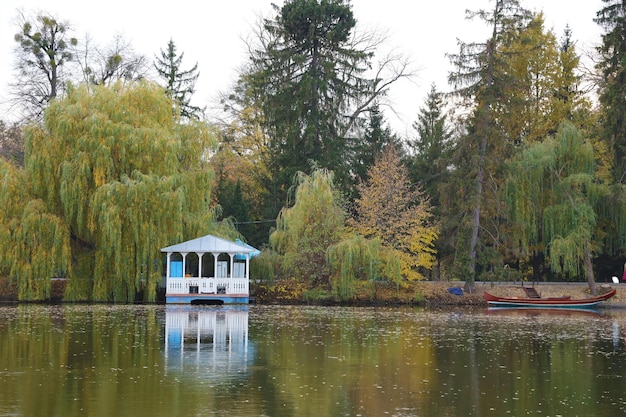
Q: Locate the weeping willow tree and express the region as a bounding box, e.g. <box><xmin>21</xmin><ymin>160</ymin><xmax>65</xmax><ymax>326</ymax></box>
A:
<box><xmin>326</xmin><ymin>235</ymin><xmax>403</xmax><ymax>301</ymax></box>
<box><xmin>269</xmin><ymin>168</ymin><xmax>345</xmax><ymax>288</ymax></box>
<box><xmin>0</xmin><ymin>160</ymin><xmax>71</xmax><ymax>300</ymax></box>
<box><xmin>326</xmin><ymin>235</ymin><xmax>378</xmax><ymax>300</ymax></box>
<box><xmin>506</xmin><ymin>122</ymin><xmax>613</xmax><ymax>294</ymax></box>
<box><xmin>1</xmin><ymin>81</ymin><xmax>220</xmax><ymax>302</ymax></box>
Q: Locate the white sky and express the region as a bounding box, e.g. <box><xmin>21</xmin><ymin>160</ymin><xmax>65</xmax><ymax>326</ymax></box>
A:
<box><xmin>0</xmin><ymin>0</ymin><xmax>605</xmax><ymax>137</ymax></box>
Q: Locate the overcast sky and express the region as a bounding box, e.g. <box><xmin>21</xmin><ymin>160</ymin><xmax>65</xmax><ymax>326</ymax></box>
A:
<box><xmin>0</xmin><ymin>0</ymin><xmax>605</xmax><ymax>136</ymax></box>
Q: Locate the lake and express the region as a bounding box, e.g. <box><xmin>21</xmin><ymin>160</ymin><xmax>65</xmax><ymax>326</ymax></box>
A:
<box><xmin>1</xmin><ymin>304</ymin><xmax>625</xmax><ymax>416</ymax></box>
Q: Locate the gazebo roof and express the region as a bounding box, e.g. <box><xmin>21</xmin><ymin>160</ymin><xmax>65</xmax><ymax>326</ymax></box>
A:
<box><xmin>161</xmin><ymin>234</ymin><xmax>257</xmax><ymax>255</ymax></box>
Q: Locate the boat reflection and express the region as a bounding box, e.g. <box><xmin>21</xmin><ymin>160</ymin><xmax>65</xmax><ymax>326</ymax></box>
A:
<box><xmin>164</xmin><ymin>306</ymin><xmax>253</xmax><ymax>376</ymax></box>
<box><xmin>486</xmin><ymin>306</ymin><xmax>601</xmax><ymax>317</ymax></box>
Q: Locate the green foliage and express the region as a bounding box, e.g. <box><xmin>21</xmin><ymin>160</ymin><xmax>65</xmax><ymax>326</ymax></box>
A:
<box><xmin>269</xmin><ymin>168</ymin><xmax>346</xmax><ymax>287</ymax></box>
<box><xmin>249</xmin><ymin>251</ymin><xmax>277</xmax><ymax>286</ymax></box>
<box><xmin>326</xmin><ymin>235</ymin><xmax>380</xmax><ymax>301</ymax></box>
<box><xmin>2</xmin><ymin>81</ymin><xmax>219</xmax><ymax>302</ymax></box>
<box><xmin>407</xmin><ymin>84</ymin><xmax>454</xmax><ymax>279</ymax></box>
<box><xmin>216</xmin><ymin>178</ymin><xmax>254</xmax><ymax>241</ymax></box>
<box><xmin>378</xmin><ymin>248</ymin><xmax>402</xmax><ymax>285</ymax></box>
<box><xmin>407</xmin><ymin>83</ymin><xmax>453</xmax><ymax>209</ymax></box>
<box><xmin>506</xmin><ymin>122</ymin><xmax>611</xmax><ymax>292</ymax></box>
<box><xmin>302</xmin><ymin>287</ymin><xmax>333</xmax><ymax>303</ymax></box>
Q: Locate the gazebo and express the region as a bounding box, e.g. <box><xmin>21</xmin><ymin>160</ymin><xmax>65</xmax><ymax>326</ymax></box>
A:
<box><xmin>161</xmin><ymin>234</ymin><xmax>258</xmax><ymax>304</ymax></box>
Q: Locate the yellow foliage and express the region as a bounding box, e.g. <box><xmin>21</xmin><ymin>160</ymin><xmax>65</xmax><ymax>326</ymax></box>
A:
<box><xmin>350</xmin><ymin>146</ymin><xmax>438</xmax><ymax>281</ymax></box>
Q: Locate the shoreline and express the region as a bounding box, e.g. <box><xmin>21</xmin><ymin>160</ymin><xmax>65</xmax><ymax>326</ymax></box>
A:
<box><xmin>1</xmin><ymin>278</ymin><xmax>625</xmax><ymax>307</ymax></box>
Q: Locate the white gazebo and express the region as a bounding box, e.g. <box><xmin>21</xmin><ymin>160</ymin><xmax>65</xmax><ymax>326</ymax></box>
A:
<box><xmin>161</xmin><ymin>234</ymin><xmax>258</xmax><ymax>304</ymax></box>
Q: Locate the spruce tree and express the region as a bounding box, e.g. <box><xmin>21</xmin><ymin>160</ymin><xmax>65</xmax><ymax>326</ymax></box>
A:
<box><xmin>350</xmin><ymin>103</ymin><xmax>400</xmax><ymax>199</ymax></box>
<box><xmin>408</xmin><ymin>83</ymin><xmax>452</xmax><ymax>210</ymax></box>
<box><xmin>246</xmin><ymin>0</ymin><xmax>377</xmax><ymax>210</ymax></box>
<box><xmin>154</xmin><ymin>39</ymin><xmax>202</xmax><ymax>119</ymax></box>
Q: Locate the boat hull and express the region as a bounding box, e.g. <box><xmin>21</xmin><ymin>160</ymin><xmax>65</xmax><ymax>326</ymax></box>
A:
<box><xmin>483</xmin><ymin>289</ymin><xmax>616</xmax><ymax>309</ymax></box>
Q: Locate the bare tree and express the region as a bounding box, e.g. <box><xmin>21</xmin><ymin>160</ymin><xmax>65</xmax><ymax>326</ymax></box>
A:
<box><xmin>11</xmin><ymin>10</ymin><xmax>77</xmax><ymax>121</ymax></box>
<box><xmin>74</xmin><ymin>34</ymin><xmax>151</xmax><ymax>87</ymax></box>
<box><xmin>0</xmin><ymin>120</ymin><xmax>24</xmax><ymax>166</ymax></box>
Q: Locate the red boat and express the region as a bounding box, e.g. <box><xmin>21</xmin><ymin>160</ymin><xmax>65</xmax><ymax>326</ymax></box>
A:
<box><xmin>484</xmin><ymin>289</ymin><xmax>617</xmax><ymax>308</ymax></box>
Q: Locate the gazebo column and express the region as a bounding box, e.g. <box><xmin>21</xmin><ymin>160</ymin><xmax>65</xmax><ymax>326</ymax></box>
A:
<box><xmin>166</xmin><ymin>253</ymin><xmax>171</xmax><ymax>279</ymax></box>
<box><xmin>198</xmin><ymin>253</ymin><xmax>204</xmax><ymax>278</ymax></box>
<box><xmin>229</xmin><ymin>254</ymin><xmax>234</xmax><ymax>278</ymax></box>
<box><xmin>181</xmin><ymin>252</ymin><xmax>188</xmax><ymax>277</ymax></box>
<box><xmin>246</xmin><ymin>254</ymin><xmax>250</xmax><ymax>293</ymax></box>
<box><xmin>213</xmin><ymin>253</ymin><xmax>219</xmax><ymax>278</ymax></box>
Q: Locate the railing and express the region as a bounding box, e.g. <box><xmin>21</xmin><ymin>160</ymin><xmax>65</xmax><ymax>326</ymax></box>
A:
<box><xmin>166</xmin><ymin>277</ymin><xmax>249</xmax><ymax>295</ymax></box>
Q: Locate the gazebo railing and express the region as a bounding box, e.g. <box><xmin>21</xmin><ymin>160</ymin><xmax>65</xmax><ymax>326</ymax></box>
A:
<box><xmin>167</xmin><ymin>277</ymin><xmax>249</xmax><ymax>295</ymax></box>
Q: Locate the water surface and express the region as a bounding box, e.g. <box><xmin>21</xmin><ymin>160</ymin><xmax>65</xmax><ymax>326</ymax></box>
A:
<box><xmin>1</xmin><ymin>304</ymin><xmax>625</xmax><ymax>416</ymax></box>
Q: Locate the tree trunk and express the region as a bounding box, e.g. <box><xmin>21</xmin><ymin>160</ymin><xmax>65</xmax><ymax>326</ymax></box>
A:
<box><xmin>583</xmin><ymin>243</ymin><xmax>596</xmax><ymax>295</ymax></box>
<box><xmin>531</xmin><ymin>251</ymin><xmax>544</xmax><ymax>283</ymax></box>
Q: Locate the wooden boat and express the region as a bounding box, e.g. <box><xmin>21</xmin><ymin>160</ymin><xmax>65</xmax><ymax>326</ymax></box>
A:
<box><xmin>484</xmin><ymin>289</ymin><xmax>616</xmax><ymax>308</ymax></box>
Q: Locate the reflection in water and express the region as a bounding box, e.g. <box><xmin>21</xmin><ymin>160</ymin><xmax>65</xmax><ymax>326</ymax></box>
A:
<box><xmin>0</xmin><ymin>305</ymin><xmax>626</xmax><ymax>416</ymax></box>
<box><xmin>164</xmin><ymin>306</ymin><xmax>252</xmax><ymax>376</ymax></box>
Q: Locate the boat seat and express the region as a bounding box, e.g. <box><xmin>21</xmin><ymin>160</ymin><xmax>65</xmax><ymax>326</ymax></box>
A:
<box><xmin>522</xmin><ymin>287</ymin><xmax>541</xmax><ymax>298</ymax></box>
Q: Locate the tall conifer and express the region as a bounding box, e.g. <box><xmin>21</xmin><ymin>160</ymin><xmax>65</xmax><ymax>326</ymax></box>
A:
<box><xmin>595</xmin><ymin>0</ymin><xmax>626</xmax><ymax>182</ymax></box>
<box><xmin>447</xmin><ymin>0</ymin><xmax>531</xmax><ymax>288</ymax></box>
<box><xmin>154</xmin><ymin>39</ymin><xmax>202</xmax><ymax>119</ymax></box>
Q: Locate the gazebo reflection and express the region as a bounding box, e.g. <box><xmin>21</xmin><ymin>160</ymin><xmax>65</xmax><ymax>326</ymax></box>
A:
<box><xmin>164</xmin><ymin>306</ymin><xmax>252</xmax><ymax>375</ymax></box>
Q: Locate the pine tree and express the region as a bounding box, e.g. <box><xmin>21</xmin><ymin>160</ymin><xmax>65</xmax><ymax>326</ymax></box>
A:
<box><xmin>154</xmin><ymin>39</ymin><xmax>202</xmax><ymax>119</ymax></box>
<box><xmin>556</xmin><ymin>26</ymin><xmax>582</xmax><ymax>121</ymax></box>
<box><xmin>242</xmin><ymin>0</ymin><xmax>410</xmax><ymax>213</ymax></box>
<box><xmin>406</xmin><ymin>84</ymin><xmax>453</xmax><ymax>280</ymax></box>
